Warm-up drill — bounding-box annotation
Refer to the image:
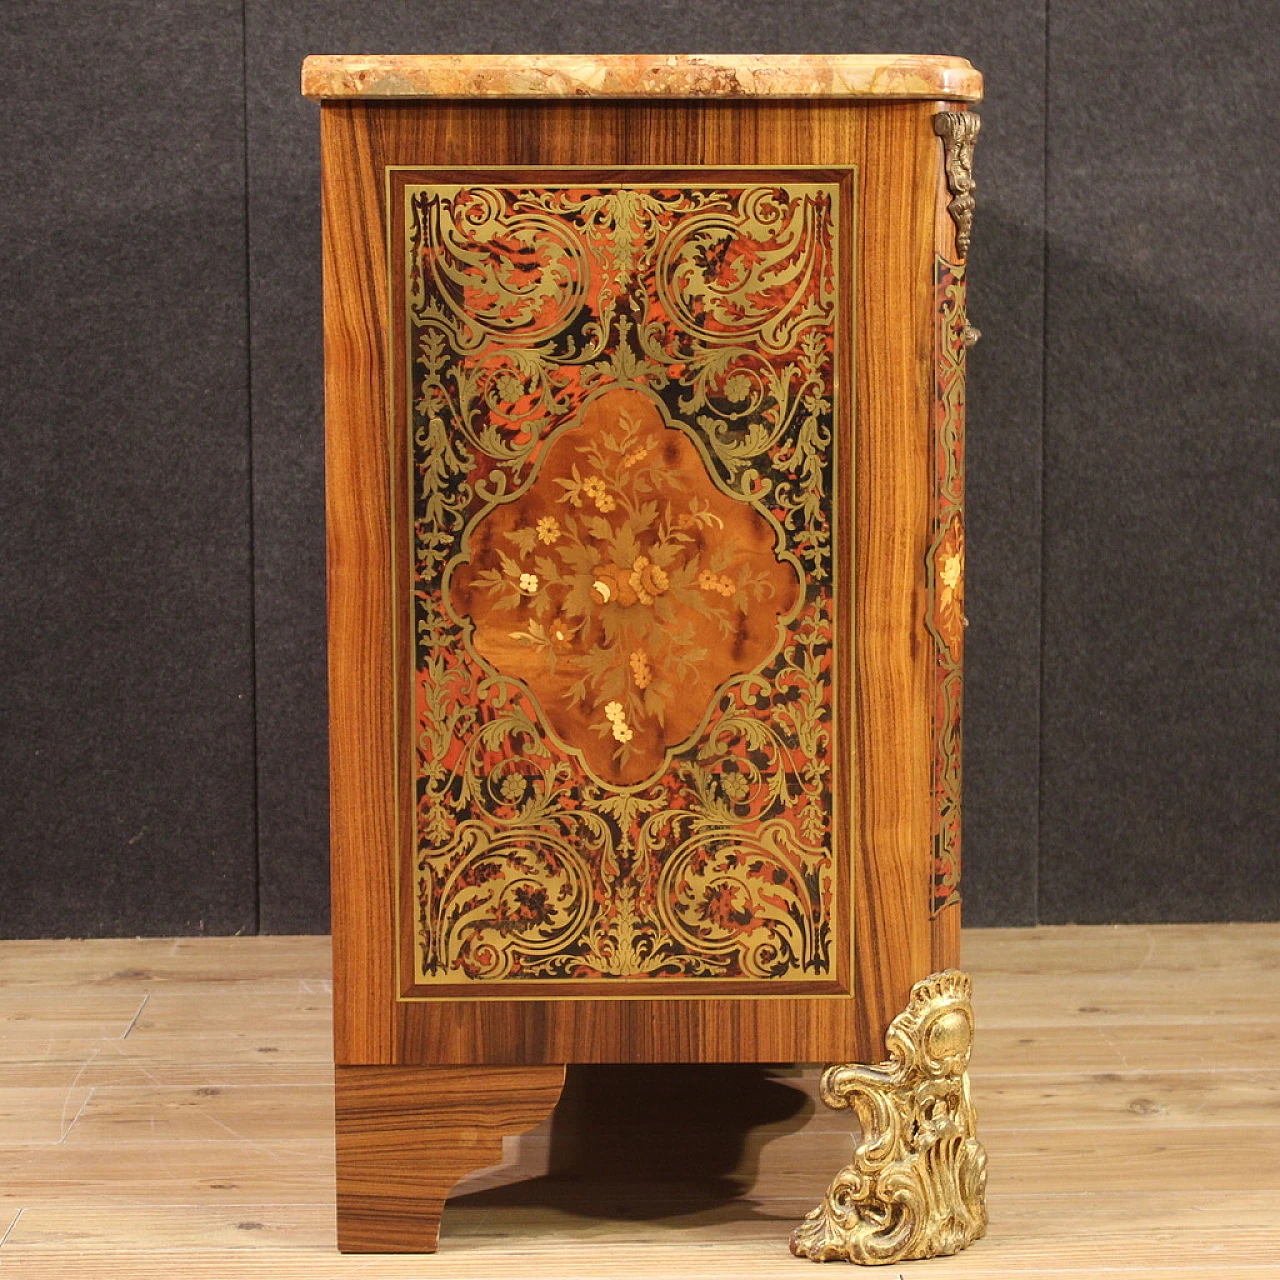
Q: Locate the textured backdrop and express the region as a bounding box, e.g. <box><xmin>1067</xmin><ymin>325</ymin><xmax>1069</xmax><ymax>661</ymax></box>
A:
<box><xmin>1</xmin><ymin>2</ymin><xmax>1275</xmax><ymax>936</ymax></box>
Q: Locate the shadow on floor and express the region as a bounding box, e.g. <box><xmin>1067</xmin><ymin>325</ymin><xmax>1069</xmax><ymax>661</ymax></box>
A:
<box><xmin>448</xmin><ymin>1064</ymin><xmax>816</xmax><ymax>1224</ymax></box>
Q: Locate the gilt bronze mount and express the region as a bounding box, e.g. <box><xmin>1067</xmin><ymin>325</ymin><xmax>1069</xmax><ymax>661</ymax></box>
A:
<box><xmin>791</xmin><ymin>969</ymin><xmax>988</xmax><ymax>1265</ymax></box>
<box><xmin>932</xmin><ymin>112</ymin><xmax>980</xmax><ymax>259</ymax></box>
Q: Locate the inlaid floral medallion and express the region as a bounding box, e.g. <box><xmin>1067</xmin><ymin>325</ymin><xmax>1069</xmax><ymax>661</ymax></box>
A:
<box><xmin>450</xmin><ymin>387</ymin><xmax>802</xmax><ymax>786</ymax></box>
<box><xmin>396</xmin><ymin>170</ymin><xmax>850</xmax><ymax>987</ymax></box>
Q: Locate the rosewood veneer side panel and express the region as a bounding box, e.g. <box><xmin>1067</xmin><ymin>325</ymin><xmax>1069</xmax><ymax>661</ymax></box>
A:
<box><xmin>325</xmin><ymin>95</ymin><xmax>949</xmax><ymax>1064</ymax></box>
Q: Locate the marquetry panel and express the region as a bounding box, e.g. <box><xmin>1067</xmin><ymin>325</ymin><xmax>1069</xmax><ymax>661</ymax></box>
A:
<box><xmin>391</xmin><ymin>169</ymin><xmax>850</xmax><ymax>995</ymax></box>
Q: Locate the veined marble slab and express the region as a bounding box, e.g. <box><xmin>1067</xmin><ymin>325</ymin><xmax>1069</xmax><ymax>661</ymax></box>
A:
<box><xmin>302</xmin><ymin>53</ymin><xmax>981</xmax><ymax>103</ymax></box>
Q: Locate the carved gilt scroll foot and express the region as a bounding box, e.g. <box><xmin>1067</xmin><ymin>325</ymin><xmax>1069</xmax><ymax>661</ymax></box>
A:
<box><xmin>790</xmin><ymin>970</ymin><xmax>988</xmax><ymax>1265</ymax></box>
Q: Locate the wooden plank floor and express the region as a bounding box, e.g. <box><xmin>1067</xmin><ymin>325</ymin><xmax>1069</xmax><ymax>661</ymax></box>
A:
<box><xmin>1</xmin><ymin>924</ymin><xmax>1278</xmax><ymax>1277</ymax></box>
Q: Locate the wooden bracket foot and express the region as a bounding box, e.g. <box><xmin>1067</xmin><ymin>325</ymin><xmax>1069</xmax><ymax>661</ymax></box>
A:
<box><xmin>335</xmin><ymin>1063</ymin><xmax>566</xmax><ymax>1252</ymax></box>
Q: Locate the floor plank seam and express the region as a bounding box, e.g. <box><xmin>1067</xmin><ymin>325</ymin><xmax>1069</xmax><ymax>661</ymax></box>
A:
<box><xmin>120</xmin><ymin>993</ymin><xmax>150</xmax><ymax>1040</ymax></box>
<box><xmin>0</xmin><ymin>1208</ymin><xmax>24</xmax><ymax>1250</ymax></box>
<box><xmin>57</xmin><ymin>1086</ymin><xmax>94</xmax><ymax>1143</ymax></box>
<box><xmin>974</xmin><ymin>1067</ymin><xmax>1277</xmax><ymax>1078</ymax></box>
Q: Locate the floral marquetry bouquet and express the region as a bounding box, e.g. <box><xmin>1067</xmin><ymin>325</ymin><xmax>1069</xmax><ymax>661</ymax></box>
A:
<box><xmin>455</xmin><ymin>389</ymin><xmax>798</xmax><ymax>784</ymax></box>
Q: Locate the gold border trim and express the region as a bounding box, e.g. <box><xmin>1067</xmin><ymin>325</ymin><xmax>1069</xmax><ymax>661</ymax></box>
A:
<box><xmin>387</xmin><ymin>165</ymin><xmax>858</xmax><ymax>1002</ymax></box>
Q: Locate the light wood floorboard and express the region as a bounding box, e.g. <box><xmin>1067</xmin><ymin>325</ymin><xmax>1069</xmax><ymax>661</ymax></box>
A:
<box><xmin>0</xmin><ymin>923</ymin><xmax>1277</xmax><ymax>1276</ymax></box>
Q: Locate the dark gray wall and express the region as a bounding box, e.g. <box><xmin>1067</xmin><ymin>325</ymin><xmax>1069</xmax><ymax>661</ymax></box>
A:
<box><xmin>1</xmin><ymin>0</ymin><xmax>258</xmax><ymax>936</ymax></box>
<box><xmin>1</xmin><ymin>2</ymin><xmax>1274</xmax><ymax>938</ymax></box>
<box><xmin>1040</xmin><ymin>5</ymin><xmax>1280</xmax><ymax>923</ymax></box>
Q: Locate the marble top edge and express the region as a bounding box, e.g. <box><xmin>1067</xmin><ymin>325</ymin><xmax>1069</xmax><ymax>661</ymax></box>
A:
<box><xmin>301</xmin><ymin>54</ymin><xmax>982</xmax><ymax>103</ymax></box>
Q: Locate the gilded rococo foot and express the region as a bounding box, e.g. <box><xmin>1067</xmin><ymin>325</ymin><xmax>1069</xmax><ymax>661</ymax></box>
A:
<box><xmin>790</xmin><ymin>970</ymin><xmax>988</xmax><ymax>1265</ymax></box>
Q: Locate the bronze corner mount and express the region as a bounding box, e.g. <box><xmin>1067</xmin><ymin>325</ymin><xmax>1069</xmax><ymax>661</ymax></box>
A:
<box><xmin>791</xmin><ymin>969</ymin><xmax>989</xmax><ymax>1265</ymax></box>
<box><xmin>933</xmin><ymin>112</ymin><xmax>981</xmax><ymax>260</ymax></box>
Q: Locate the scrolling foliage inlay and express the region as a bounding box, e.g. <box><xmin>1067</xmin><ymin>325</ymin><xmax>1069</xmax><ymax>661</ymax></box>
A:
<box><xmin>400</xmin><ymin>174</ymin><xmax>846</xmax><ymax>986</ymax></box>
<box><xmin>927</xmin><ymin>258</ymin><xmax>968</xmax><ymax>914</ymax></box>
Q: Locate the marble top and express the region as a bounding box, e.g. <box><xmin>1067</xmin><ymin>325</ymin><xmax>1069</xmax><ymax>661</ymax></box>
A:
<box><xmin>301</xmin><ymin>54</ymin><xmax>982</xmax><ymax>103</ymax></box>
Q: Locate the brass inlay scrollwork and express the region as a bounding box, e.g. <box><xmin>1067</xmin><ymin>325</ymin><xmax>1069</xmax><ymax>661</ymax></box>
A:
<box><xmin>933</xmin><ymin>112</ymin><xmax>980</xmax><ymax>259</ymax></box>
<box><xmin>401</xmin><ymin>174</ymin><xmax>847</xmax><ymax>987</ymax></box>
<box><xmin>790</xmin><ymin>969</ymin><xmax>988</xmax><ymax>1265</ymax></box>
<box><xmin>927</xmin><ymin>258</ymin><xmax>968</xmax><ymax>913</ymax></box>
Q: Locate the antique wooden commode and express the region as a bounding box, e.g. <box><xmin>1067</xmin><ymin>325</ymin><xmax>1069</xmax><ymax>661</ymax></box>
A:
<box><xmin>303</xmin><ymin>52</ymin><xmax>986</xmax><ymax>1264</ymax></box>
